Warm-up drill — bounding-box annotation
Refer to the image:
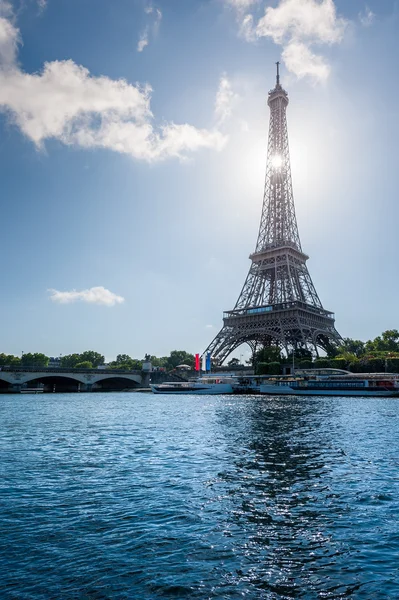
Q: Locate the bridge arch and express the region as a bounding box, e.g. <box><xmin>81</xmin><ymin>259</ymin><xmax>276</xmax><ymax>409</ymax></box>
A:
<box><xmin>25</xmin><ymin>375</ymin><xmax>83</xmax><ymax>393</ymax></box>
<box><xmin>0</xmin><ymin>378</ymin><xmax>10</xmax><ymax>390</ymax></box>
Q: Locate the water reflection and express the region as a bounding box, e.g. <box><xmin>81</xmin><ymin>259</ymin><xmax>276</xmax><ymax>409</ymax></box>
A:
<box><xmin>211</xmin><ymin>396</ymin><xmax>398</xmax><ymax>598</ymax></box>
<box><xmin>0</xmin><ymin>394</ymin><xmax>398</xmax><ymax>599</ymax></box>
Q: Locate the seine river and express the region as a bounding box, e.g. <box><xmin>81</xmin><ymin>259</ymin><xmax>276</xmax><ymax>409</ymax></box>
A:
<box><xmin>1</xmin><ymin>392</ymin><xmax>399</xmax><ymax>599</ymax></box>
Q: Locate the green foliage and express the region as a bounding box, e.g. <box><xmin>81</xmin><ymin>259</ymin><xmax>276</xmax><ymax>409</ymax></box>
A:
<box><xmin>61</xmin><ymin>351</ymin><xmax>104</xmax><ymax>368</ymax></box>
<box><xmin>78</xmin><ymin>351</ymin><xmax>104</xmax><ymax>367</ymax></box>
<box><xmin>360</xmin><ymin>357</ymin><xmax>385</xmax><ymax>372</ymax></box>
<box><xmin>227</xmin><ymin>358</ymin><xmax>240</xmax><ymax>367</ymax></box>
<box><xmin>335</xmin><ymin>351</ymin><xmax>358</xmax><ymax>364</ymax></box>
<box><xmin>288</xmin><ymin>347</ymin><xmax>314</xmax><ymax>361</ymax></box>
<box><xmin>114</xmin><ymin>354</ymin><xmax>132</xmax><ymax>365</ymax></box>
<box><xmin>348</xmin><ymin>359</ymin><xmax>362</xmax><ymax>373</ymax></box>
<box><xmin>336</xmin><ymin>338</ymin><xmax>365</xmax><ymax>358</ymax></box>
<box><xmin>254</xmin><ymin>346</ymin><xmax>282</xmax><ymax>364</ymax></box>
<box><xmin>74</xmin><ymin>361</ymin><xmax>93</xmax><ymax>369</ymax></box>
<box><xmin>329</xmin><ymin>357</ymin><xmax>348</xmax><ymax>371</ymax></box>
<box><xmin>60</xmin><ymin>354</ymin><xmax>81</xmax><ymax>368</ymax></box>
<box><xmin>0</xmin><ymin>353</ymin><xmax>21</xmax><ymax>366</ymax></box>
<box><xmin>297</xmin><ymin>360</ymin><xmax>313</xmax><ymax>369</ymax></box>
<box><xmin>386</xmin><ymin>358</ymin><xmax>399</xmax><ymax>373</ymax></box>
<box><xmin>148</xmin><ymin>355</ymin><xmax>168</xmax><ymax>368</ymax></box>
<box><xmin>313</xmin><ymin>358</ymin><xmax>331</xmax><ymax>369</ymax></box>
<box><xmin>108</xmin><ymin>354</ymin><xmax>142</xmax><ymax>370</ymax></box>
<box><xmin>166</xmin><ymin>350</ymin><xmax>195</xmax><ymax>370</ymax></box>
<box><xmin>365</xmin><ymin>330</ymin><xmax>399</xmax><ymax>353</ymax></box>
<box><xmin>256</xmin><ymin>361</ymin><xmax>281</xmax><ymax>375</ymax></box>
<box><xmin>21</xmin><ymin>352</ymin><xmax>49</xmax><ymax>367</ymax></box>
<box><xmin>2</xmin><ymin>330</ymin><xmax>398</xmax><ymax>376</ymax></box>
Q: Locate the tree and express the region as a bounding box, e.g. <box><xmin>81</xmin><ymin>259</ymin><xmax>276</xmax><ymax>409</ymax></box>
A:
<box><xmin>21</xmin><ymin>353</ymin><xmax>49</xmax><ymax>367</ymax></box>
<box><xmin>0</xmin><ymin>353</ymin><xmax>21</xmax><ymax>366</ymax></box>
<box><xmin>109</xmin><ymin>355</ymin><xmax>143</xmax><ymax>370</ymax></box>
<box><xmin>257</xmin><ymin>361</ymin><xmax>281</xmax><ymax>375</ymax></box>
<box><xmin>166</xmin><ymin>350</ymin><xmax>195</xmax><ymax>370</ymax></box>
<box><xmin>313</xmin><ymin>358</ymin><xmax>331</xmax><ymax>369</ymax></box>
<box><xmin>60</xmin><ymin>354</ymin><xmax>81</xmax><ymax>368</ymax></box>
<box><xmin>288</xmin><ymin>347</ymin><xmax>313</xmax><ymax>361</ymax></box>
<box><xmin>149</xmin><ymin>355</ymin><xmax>168</xmax><ymax>368</ymax></box>
<box><xmin>61</xmin><ymin>351</ymin><xmax>104</xmax><ymax>368</ymax></box>
<box><xmin>75</xmin><ymin>361</ymin><xmax>93</xmax><ymax>369</ymax></box>
<box><xmin>297</xmin><ymin>359</ymin><xmax>313</xmax><ymax>369</ymax></box>
<box><xmin>338</xmin><ymin>338</ymin><xmax>365</xmax><ymax>358</ymax></box>
<box><xmin>335</xmin><ymin>351</ymin><xmax>358</xmax><ymax>364</ymax></box>
<box><xmin>227</xmin><ymin>357</ymin><xmax>240</xmax><ymax>367</ymax></box>
<box><xmin>78</xmin><ymin>351</ymin><xmax>104</xmax><ymax>367</ymax></box>
<box><xmin>365</xmin><ymin>330</ymin><xmax>399</xmax><ymax>353</ymax></box>
<box><xmin>381</xmin><ymin>330</ymin><xmax>399</xmax><ymax>351</ymax></box>
<box><xmin>254</xmin><ymin>345</ymin><xmax>282</xmax><ymax>364</ymax></box>
<box><xmin>386</xmin><ymin>358</ymin><xmax>399</xmax><ymax>373</ymax></box>
<box><xmin>109</xmin><ymin>354</ymin><xmax>135</xmax><ymax>370</ymax></box>
<box><xmin>115</xmin><ymin>354</ymin><xmax>132</xmax><ymax>365</ymax></box>
<box><xmin>329</xmin><ymin>357</ymin><xmax>348</xmax><ymax>371</ymax></box>
<box><xmin>360</xmin><ymin>357</ymin><xmax>385</xmax><ymax>372</ymax></box>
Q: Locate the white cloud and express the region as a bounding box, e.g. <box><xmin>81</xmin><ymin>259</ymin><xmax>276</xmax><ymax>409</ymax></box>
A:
<box><xmin>240</xmin><ymin>13</ymin><xmax>256</xmax><ymax>41</ymax></box>
<box><xmin>359</xmin><ymin>6</ymin><xmax>375</xmax><ymax>27</ymax></box>
<box><xmin>48</xmin><ymin>286</ymin><xmax>125</xmax><ymax>307</ymax></box>
<box><xmin>0</xmin><ymin>11</ymin><xmax>226</xmax><ymax>161</ymax></box>
<box><xmin>137</xmin><ymin>4</ymin><xmax>162</xmax><ymax>52</ymax></box>
<box><xmin>0</xmin><ymin>15</ymin><xmax>19</xmax><ymax>67</ymax></box>
<box><xmin>37</xmin><ymin>0</ymin><xmax>47</xmax><ymax>11</ymax></box>
<box><xmin>228</xmin><ymin>0</ymin><xmax>347</xmax><ymax>82</ymax></box>
<box><xmin>282</xmin><ymin>40</ymin><xmax>330</xmax><ymax>81</ymax></box>
<box><xmin>256</xmin><ymin>0</ymin><xmax>346</xmax><ymax>45</ymax></box>
<box><xmin>0</xmin><ymin>1</ymin><xmax>12</xmax><ymax>17</ymax></box>
<box><xmin>137</xmin><ymin>28</ymin><xmax>149</xmax><ymax>52</ymax></box>
<box><xmin>224</xmin><ymin>0</ymin><xmax>259</xmax><ymax>12</ymax></box>
<box><xmin>214</xmin><ymin>75</ymin><xmax>238</xmax><ymax>125</ymax></box>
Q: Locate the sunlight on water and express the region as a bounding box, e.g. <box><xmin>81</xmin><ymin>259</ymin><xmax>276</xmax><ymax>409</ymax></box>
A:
<box><xmin>0</xmin><ymin>393</ymin><xmax>398</xmax><ymax>599</ymax></box>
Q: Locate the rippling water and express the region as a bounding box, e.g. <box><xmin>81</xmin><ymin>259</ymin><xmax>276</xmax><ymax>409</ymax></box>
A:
<box><xmin>1</xmin><ymin>393</ymin><xmax>399</xmax><ymax>599</ymax></box>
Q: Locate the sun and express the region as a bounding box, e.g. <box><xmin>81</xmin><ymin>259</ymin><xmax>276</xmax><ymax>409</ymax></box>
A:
<box><xmin>271</xmin><ymin>154</ymin><xmax>283</xmax><ymax>169</ymax></box>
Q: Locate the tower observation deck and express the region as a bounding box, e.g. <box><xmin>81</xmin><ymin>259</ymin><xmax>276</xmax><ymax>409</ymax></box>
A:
<box><xmin>204</xmin><ymin>63</ymin><xmax>341</xmax><ymax>364</ymax></box>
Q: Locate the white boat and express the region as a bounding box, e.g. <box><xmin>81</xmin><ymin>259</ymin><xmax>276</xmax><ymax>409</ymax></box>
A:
<box><xmin>232</xmin><ymin>375</ymin><xmax>268</xmax><ymax>394</ymax></box>
<box><xmin>258</xmin><ymin>369</ymin><xmax>399</xmax><ymax>397</ymax></box>
<box><xmin>151</xmin><ymin>376</ymin><xmax>234</xmax><ymax>395</ymax></box>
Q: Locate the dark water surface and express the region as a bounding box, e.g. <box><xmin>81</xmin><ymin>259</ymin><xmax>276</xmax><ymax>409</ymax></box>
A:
<box><xmin>1</xmin><ymin>393</ymin><xmax>399</xmax><ymax>599</ymax></box>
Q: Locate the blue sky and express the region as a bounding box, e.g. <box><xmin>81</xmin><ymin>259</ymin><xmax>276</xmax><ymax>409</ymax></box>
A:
<box><xmin>0</xmin><ymin>0</ymin><xmax>398</xmax><ymax>361</ymax></box>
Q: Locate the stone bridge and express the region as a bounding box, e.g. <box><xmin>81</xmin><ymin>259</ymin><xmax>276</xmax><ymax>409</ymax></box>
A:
<box><xmin>0</xmin><ymin>366</ymin><xmax>146</xmax><ymax>393</ymax></box>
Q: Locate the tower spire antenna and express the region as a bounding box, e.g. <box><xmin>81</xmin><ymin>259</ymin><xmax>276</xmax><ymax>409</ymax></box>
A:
<box><xmin>276</xmin><ymin>61</ymin><xmax>280</xmax><ymax>86</ymax></box>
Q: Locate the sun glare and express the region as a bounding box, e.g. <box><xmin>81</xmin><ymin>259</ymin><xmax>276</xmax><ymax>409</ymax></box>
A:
<box><xmin>271</xmin><ymin>154</ymin><xmax>283</xmax><ymax>169</ymax></box>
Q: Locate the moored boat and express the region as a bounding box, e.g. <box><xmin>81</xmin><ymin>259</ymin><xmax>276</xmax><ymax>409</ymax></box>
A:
<box><xmin>231</xmin><ymin>375</ymin><xmax>266</xmax><ymax>394</ymax></box>
<box><xmin>151</xmin><ymin>376</ymin><xmax>234</xmax><ymax>395</ymax></box>
<box><xmin>258</xmin><ymin>370</ymin><xmax>399</xmax><ymax>397</ymax></box>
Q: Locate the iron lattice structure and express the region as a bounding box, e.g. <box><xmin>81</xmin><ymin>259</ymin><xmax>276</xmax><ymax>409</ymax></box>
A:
<box><xmin>204</xmin><ymin>64</ymin><xmax>341</xmax><ymax>364</ymax></box>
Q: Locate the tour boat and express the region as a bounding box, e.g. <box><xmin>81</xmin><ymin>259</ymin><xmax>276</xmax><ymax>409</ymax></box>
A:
<box><xmin>258</xmin><ymin>370</ymin><xmax>399</xmax><ymax>397</ymax></box>
<box><xmin>151</xmin><ymin>376</ymin><xmax>234</xmax><ymax>395</ymax></box>
<box><xmin>231</xmin><ymin>375</ymin><xmax>268</xmax><ymax>394</ymax></box>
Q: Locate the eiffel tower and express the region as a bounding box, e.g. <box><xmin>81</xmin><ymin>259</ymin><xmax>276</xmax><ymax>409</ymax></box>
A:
<box><xmin>204</xmin><ymin>63</ymin><xmax>341</xmax><ymax>364</ymax></box>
